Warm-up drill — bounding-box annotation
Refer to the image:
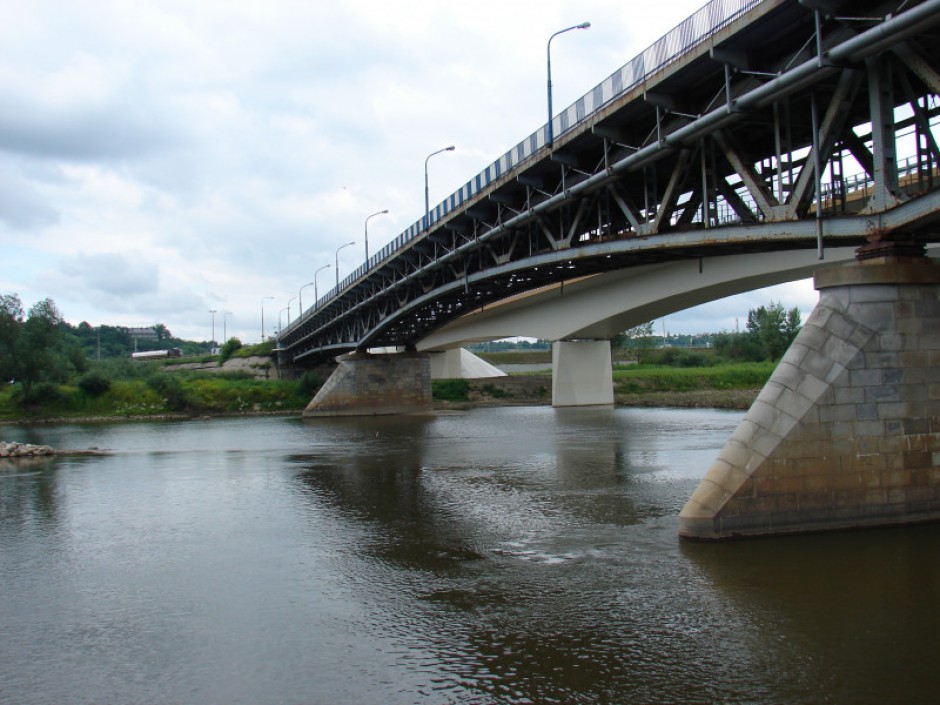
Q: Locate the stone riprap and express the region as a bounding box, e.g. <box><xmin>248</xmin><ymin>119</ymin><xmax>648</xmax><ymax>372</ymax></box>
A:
<box><xmin>679</xmin><ymin>257</ymin><xmax>940</xmax><ymax>539</ymax></box>
<box><xmin>0</xmin><ymin>441</ymin><xmax>55</xmax><ymax>458</ymax></box>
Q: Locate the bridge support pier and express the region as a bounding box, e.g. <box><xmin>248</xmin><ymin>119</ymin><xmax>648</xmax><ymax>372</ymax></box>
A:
<box><xmin>428</xmin><ymin>349</ymin><xmax>506</xmax><ymax>379</ymax></box>
<box><xmin>552</xmin><ymin>340</ymin><xmax>614</xmax><ymax>407</ymax></box>
<box><xmin>303</xmin><ymin>351</ymin><xmax>432</xmax><ymax>417</ymax></box>
<box><xmin>679</xmin><ymin>252</ymin><xmax>940</xmax><ymax>540</ymax></box>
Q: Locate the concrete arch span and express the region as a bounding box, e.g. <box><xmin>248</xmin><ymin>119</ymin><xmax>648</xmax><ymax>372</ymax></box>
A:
<box><xmin>417</xmin><ymin>246</ymin><xmax>863</xmax><ymax>351</ymax></box>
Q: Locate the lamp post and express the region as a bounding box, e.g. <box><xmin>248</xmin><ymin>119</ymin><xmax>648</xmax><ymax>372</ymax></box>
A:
<box><xmin>364</xmin><ymin>209</ymin><xmax>389</xmax><ymax>263</ymax></box>
<box><xmin>287</xmin><ymin>296</ymin><xmax>297</xmax><ymax>326</ymax></box>
<box><xmin>260</xmin><ymin>295</ymin><xmax>274</xmax><ymax>342</ymax></box>
<box><xmin>314</xmin><ymin>263</ymin><xmax>331</xmax><ymax>307</ymax></box>
<box><xmin>298</xmin><ymin>282</ymin><xmax>315</xmax><ymax>318</ymax></box>
<box><xmin>278</xmin><ymin>307</ymin><xmax>289</xmax><ymax>334</ymax></box>
<box><xmin>223</xmin><ymin>311</ymin><xmax>232</xmax><ymax>343</ymax></box>
<box><xmin>208</xmin><ymin>309</ymin><xmax>217</xmax><ymax>346</ymax></box>
<box><xmin>335</xmin><ymin>240</ymin><xmax>355</xmax><ymax>288</ymax></box>
<box><xmin>546</xmin><ymin>22</ymin><xmax>590</xmax><ymax>147</ymax></box>
<box><xmin>424</xmin><ymin>145</ymin><xmax>455</xmax><ymax>231</ymax></box>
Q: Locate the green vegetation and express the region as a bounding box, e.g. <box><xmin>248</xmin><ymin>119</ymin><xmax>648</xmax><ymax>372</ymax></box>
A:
<box><xmin>219</xmin><ymin>337</ymin><xmax>243</xmax><ymax>364</ymax></box>
<box><xmin>432</xmin><ymin>378</ymin><xmax>470</xmax><ymax>402</ymax></box>
<box><xmin>0</xmin><ymin>370</ymin><xmax>314</xmax><ymax>421</ymax></box>
<box><xmin>0</xmin><ymin>292</ymin><xmax>316</xmax><ymax>421</ymax></box>
<box><xmin>612</xmin><ymin>361</ymin><xmax>776</xmax><ymax>395</ymax></box>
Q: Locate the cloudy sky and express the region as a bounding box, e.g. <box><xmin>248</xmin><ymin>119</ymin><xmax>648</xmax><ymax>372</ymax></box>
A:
<box><xmin>1</xmin><ymin>0</ymin><xmax>818</xmax><ymax>344</ymax></box>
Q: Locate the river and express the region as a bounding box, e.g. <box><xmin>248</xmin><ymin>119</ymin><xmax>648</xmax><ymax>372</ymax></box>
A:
<box><xmin>1</xmin><ymin>407</ymin><xmax>938</xmax><ymax>704</ymax></box>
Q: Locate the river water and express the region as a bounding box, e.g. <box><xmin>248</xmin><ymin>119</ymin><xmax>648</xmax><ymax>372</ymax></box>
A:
<box><xmin>1</xmin><ymin>407</ymin><xmax>937</xmax><ymax>704</ymax></box>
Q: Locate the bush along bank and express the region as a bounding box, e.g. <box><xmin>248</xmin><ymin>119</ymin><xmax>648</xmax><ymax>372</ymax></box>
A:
<box><xmin>0</xmin><ymin>370</ymin><xmax>323</xmax><ymax>423</ymax></box>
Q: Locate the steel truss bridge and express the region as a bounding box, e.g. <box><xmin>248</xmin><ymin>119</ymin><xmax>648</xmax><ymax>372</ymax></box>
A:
<box><xmin>278</xmin><ymin>0</ymin><xmax>940</xmax><ymax>364</ymax></box>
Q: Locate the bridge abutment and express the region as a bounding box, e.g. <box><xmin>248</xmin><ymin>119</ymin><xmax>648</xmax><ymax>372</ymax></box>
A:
<box><xmin>303</xmin><ymin>351</ymin><xmax>432</xmax><ymax>417</ymax></box>
<box><xmin>552</xmin><ymin>340</ymin><xmax>614</xmax><ymax>407</ymax></box>
<box><xmin>679</xmin><ymin>253</ymin><xmax>940</xmax><ymax>540</ymax></box>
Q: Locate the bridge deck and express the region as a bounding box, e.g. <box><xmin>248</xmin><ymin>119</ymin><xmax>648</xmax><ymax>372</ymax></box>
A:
<box><xmin>279</xmin><ymin>0</ymin><xmax>940</xmax><ymax>364</ymax></box>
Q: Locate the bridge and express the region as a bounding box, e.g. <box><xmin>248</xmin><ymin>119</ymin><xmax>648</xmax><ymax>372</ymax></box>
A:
<box><xmin>279</xmin><ymin>0</ymin><xmax>940</xmax><ymax>540</ymax></box>
<box><xmin>279</xmin><ymin>0</ymin><xmax>940</xmax><ymax>362</ymax></box>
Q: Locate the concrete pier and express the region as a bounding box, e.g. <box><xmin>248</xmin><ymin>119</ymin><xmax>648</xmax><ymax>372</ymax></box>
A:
<box><xmin>552</xmin><ymin>340</ymin><xmax>614</xmax><ymax>407</ymax></box>
<box><xmin>303</xmin><ymin>351</ymin><xmax>432</xmax><ymax>417</ymax></box>
<box><xmin>679</xmin><ymin>255</ymin><xmax>940</xmax><ymax>539</ymax></box>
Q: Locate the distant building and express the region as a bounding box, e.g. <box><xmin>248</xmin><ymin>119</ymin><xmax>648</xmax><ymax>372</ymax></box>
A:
<box><xmin>124</xmin><ymin>326</ymin><xmax>158</xmax><ymax>341</ymax></box>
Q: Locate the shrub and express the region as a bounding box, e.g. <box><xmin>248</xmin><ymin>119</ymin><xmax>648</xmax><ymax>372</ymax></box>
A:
<box><xmin>146</xmin><ymin>373</ymin><xmax>190</xmax><ymax>411</ymax></box>
<box><xmin>219</xmin><ymin>338</ymin><xmax>243</xmax><ymax>364</ymax></box>
<box><xmin>432</xmin><ymin>378</ymin><xmax>469</xmax><ymax>402</ymax></box>
<box><xmin>78</xmin><ymin>371</ymin><xmax>111</xmax><ymax>397</ymax></box>
<box><xmin>21</xmin><ymin>381</ymin><xmax>65</xmax><ymax>406</ymax></box>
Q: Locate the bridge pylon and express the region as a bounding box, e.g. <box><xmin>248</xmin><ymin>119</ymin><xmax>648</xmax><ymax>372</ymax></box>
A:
<box><xmin>552</xmin><ymin>340</ymin><xmax>615</xmax><ymax>407</ymax></box>
<box><xmin>680</xmin><ymin>244</ymin><xmax>940</xmax><ymax>539</ymax></box>
<box><xmin>303</xmin><ymin>351</ymin><xmax>433</xmax><ymax>417</ymax></box>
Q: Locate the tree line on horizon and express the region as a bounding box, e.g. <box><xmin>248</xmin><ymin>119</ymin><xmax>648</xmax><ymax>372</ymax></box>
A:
<box><xmin>1</xmin><ymin>293</ymin><xmax>218</xmax><ymax>403</ymax></box>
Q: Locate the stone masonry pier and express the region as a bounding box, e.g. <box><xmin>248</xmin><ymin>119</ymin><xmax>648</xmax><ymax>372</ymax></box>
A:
<box><xmin>303</xmin><ymin>351</ymin><xmax>432</xmax><ymax>417</ymax></box>
<box><xmin>679</xmin><ymin>254</ymin><xmax>940</xmax><ymax>539</ymax></box>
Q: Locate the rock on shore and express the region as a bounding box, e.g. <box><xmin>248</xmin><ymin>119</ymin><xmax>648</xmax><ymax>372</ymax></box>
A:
<box><xmin>0</xmin><ymin>441</ymin><xmax>55</xmax><ymax>457</ymax></box>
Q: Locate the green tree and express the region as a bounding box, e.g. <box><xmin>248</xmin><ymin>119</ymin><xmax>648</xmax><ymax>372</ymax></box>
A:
<box><xmin>16</xmin><ymin>298</ymin><xmax>71</xmax><ymax>399</ymax></box>
<box><xmin>745</xmin><ymin>301</ymin><xmax>802</xmax><ymax>360</ymax></box>
<box><xmin>615</xmin><ymin>321</ymin><xmax>657</xmax><ymax>364</ymax></box>
<box><xmin>219</xmin><ymin>337</ymin><xmax>243</xmax><ymax>363</ymax></box>
<box><xmin>0</xmin><ymin>293</ymin><xmax>24</xmax><ymax>382</ymax></box>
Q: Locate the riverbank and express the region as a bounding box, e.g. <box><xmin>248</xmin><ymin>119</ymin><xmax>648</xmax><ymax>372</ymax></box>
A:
<box><xmin>0</xmin><ymin>381</ymin><xmax>759</xmax><ymax>427</ymax></box>
<box><xmin>445</xmin><ymin>374</ymin><xmax>760</xmax><ymax>410</ymax></box>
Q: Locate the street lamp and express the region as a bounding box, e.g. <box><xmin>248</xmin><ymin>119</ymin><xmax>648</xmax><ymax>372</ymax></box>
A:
<box><xmin>546</xmin><ymin>21</ymin><xmax>590</xmax><ymax>147</ymax></box>
<box><xmin>260</xmin><ymin>296</ymin><xmax>274</xmax><ymax>342</ymax></box>
<box><xmin>364</xmin><ymin>209</ymin><xmax>389</xmax><ymax>263</ymax></box>
<box><xmin>335</xmin><ymin>240</ymin><xmax>356</xmax><ymax>287</ymax></box>
<box><xmin>314</xmin><ymin>263</ymin><xmax>331</xmax><ymax>307</ymax></box>
<box><xmin>298</xmin><ymin>282</ymin><xmax>315</xmax><ymax>318</ymax></box>
<box><xmin>223</xmin><ymin>311</ymin><xmax>233</xmax><ymax>343</ymax></box>
<box><xmin>208</xmin><ymin>309</ymin><xmax>217</xmax><ymax>346</ymax></box>
<box><xmin>278</xmin><ymin>307</ymin><xmax>289</xmax><ymax>334</ymax></box>
<box><xmin>424</xmin><ymin>145</ymin><xmax>455</xmax><ymax>231</ymax></box>
<box><xmin>287</xmin><ymin>296</ymin><xmax>297</xmax><ymax>326</ymax></box>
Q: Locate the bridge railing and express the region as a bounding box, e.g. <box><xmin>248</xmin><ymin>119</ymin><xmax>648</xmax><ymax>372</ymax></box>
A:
<box><xmin>292</xmin><ymin>0</ymin><xmax>764</xmax><ymax>329</ymax></box>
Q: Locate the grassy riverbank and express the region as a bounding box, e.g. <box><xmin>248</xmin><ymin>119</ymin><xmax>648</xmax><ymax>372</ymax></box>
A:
<box><xmin>0</xmin><ymin>372</ymin><xmax>317</xmax><ymax>423</ymax></box>
<box><xmin>1</xmin><ymin>357</ymin><xmax>772</xmax><ymax>424</ymax></box>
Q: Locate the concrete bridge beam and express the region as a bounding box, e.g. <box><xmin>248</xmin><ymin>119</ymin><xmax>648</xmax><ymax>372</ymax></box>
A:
<box><xmin>679</xmin><ymin>254</ymin><xmax>940</xmax><ymax>539</ymax></box>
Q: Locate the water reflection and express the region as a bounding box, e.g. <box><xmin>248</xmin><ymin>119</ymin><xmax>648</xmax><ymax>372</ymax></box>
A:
<box><xmin>0</xmin><ymin>456</ymin><xmax>61</xmax><ymax>530</ymax></box>
<box><xmin>286</xmin><ymin>408</ymin><xmax>774</xmax><ymax>703</ymax></box>
<box><xmin>681</xmin><ymin>524</ymin><xmax>940</xmax><ymax>704</ymax></box>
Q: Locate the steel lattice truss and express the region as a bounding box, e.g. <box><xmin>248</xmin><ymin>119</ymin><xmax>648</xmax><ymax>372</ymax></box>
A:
<box><xmin>280</xmin><ymin>0</ymin><xmax>940</xmax><ymax>364</ymax></box>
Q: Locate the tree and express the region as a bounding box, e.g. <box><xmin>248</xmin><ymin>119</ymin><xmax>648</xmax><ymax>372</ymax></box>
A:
<box><xmin>745</xmin><ymin>301</ymin><xmax>802</xmax><ymax>360</ymax></box>
<box><xmin>17</xmin><ymin>298</ymin><xmax>70</xmax><ymax>398</ymax></box>
<box><xmin>0</xmin><ymin>295</ymin><xmax>87</xmax><ymax>402</ymax></box>
<box><xmin>615</xmin><ymin>321</ymin><xmax>657</xmax><ymax>364</ymax></box>
<box><xmin>152</xmin><ymin>323</ymin><xmax>171</xmax><ymax>341</ymax></box>
<box><xmin>219</xmin><ymin>337</ymin><xmax>243</xmax><ymax>363</ymax></box>
<box><xmin>0</xmin><ymin>294</ymin><xmax>24</xmax><ymax>382</ymax></box>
